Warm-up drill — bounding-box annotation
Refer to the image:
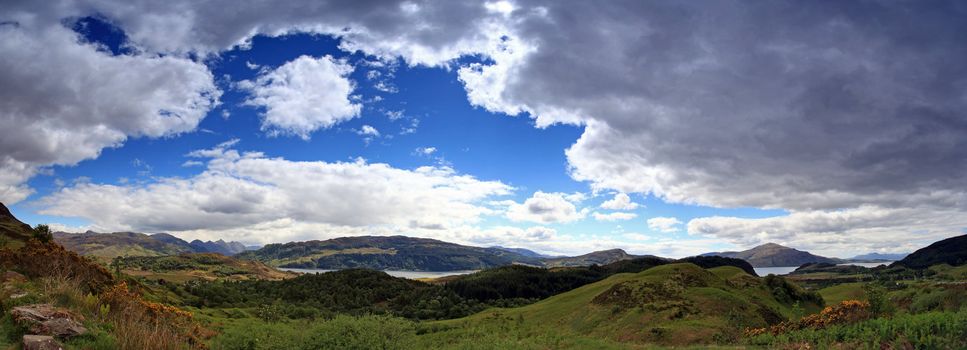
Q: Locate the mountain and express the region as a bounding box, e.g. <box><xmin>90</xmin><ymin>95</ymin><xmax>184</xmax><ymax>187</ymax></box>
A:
<box><xmin>237</xmin><ymin>235</ymin><xmax>545</xmax><ymax>271</ymax></box>
<box><xmin>189</xmin><ymin>239</ymin><xmax>248</xmax><ymax>256</ymax></box>
<box><xmin>0</xmin><ymin>202</ymin><xmax>33</xmax><ymax>243</ymax></box>
<box><xmin>895</xmin><ymin>234</ymin><xmax>967</xmax><ymax>269</ymax></box>
<box><xmin>543</xmin><ymin>248</ymin><xmax>638</xmax><ymax>268</ymax></box>
<box><xmin>700</xmin><ymin>243</ymin><xmax>841</xmax><ymax>267</ymax></box>
<box><xmin>490</xmin><ymin>246</ymin><xmax>553</xmax><ymax>258</ymax></box>
<box><xmin>850</xmin><ymin>252</ymin><xmax>908</xmax><ymax>261</ymax></box>
<box><xmin>53</xmin><ymin>230</ymin><xmax>248</xmax><ymax>258</ymax></box>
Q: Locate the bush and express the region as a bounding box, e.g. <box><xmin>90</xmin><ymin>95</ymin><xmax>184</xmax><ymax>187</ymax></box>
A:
<box><xmin>31</xmin><ymin>224</ymin><xmax>53</xmax><ymax>243</ymax></box>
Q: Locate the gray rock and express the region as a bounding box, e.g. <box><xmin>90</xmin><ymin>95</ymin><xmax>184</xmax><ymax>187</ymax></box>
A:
<box><xmin>11</xmin><ymin>304</ymin><xmax>87</xmax><ymax>339</ymax></box>
<box><xmin>22</xmin><ymin>335</ymin><xmax>63</xmax><ymax>350</ymax></box>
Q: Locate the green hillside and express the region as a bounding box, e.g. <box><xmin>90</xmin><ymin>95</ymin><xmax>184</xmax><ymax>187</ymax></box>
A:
<box><xmin>417</xmin><ymin>263</ymin><xmax>822</xmax><ymax>348</ymax></box>
<box><xmin>895</xmin><ymin>234</ymin><xmax>967</xmax><ymax>269</ymax></box>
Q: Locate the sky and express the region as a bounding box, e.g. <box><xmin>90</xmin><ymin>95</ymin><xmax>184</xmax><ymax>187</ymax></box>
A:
<box><xmin>1</xmin><ymin>1</ymin><xmax>966</xmax><ymax>258</ymax></box>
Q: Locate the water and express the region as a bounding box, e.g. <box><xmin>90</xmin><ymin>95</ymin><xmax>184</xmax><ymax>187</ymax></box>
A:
<box><xmin>753</xmin><ymin>266</ymin><xmax>799</xmax><ymax>276</ymax></box>
<box><xmin>838</xmin><ymin>262</ymin><xmax>891</xmax><ymax>268</ymax></box>
<box><xmin>280</xmin><ymin>268</ymin><xmax>477</xmax><ymax>279</ymax></box>
<box><xmin>753</xmin><ymin>261</ymin><xmax>894</xmax><ymax>276</ymax></box>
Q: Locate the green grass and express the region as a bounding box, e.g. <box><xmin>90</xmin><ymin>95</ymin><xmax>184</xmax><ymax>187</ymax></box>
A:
<box><xmin>747</xmin><ymin>309</ymin><xmax>967</xmax><ymax>349</ymax></box>
<box><xmin>416</xmin><ymin>263</ymin><xmax>816</xmax><ymax>347</ymax></box>
<box><xmin>819</xmin><ymin>282</ymin><xmax>866</xmax><ymax>304</ymax></box>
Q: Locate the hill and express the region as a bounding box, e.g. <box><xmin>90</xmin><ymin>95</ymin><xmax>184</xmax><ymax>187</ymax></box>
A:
<box><xmin>53</xmin><ymin>230</ymin><xmax>248</xmax><ymax>258</ymax></box>
<box><xmin>543</xmin><ymin>248</ymin><xmax>638</xmax><ymax>267</ymax></box>
<box><xmin>0</xmin><ymin>202</ymin><xmax>33</xmax><ymax>247</ymax></box>
<box><xmin>701</xmin><ymin>243</ymin><xmax>841</xmax><ymax>267</ymax></box>
<box><xmin>116</xmin><ymin>253</ymin><xmax>296</xmax><ymax>282</ymax></box>
<box><xmin>490</xmin><ymin>246</ymin><xmax>552</xmax><ymax>258</ymax></box>
<box><xmin>895</xmin><ymin>234</ymin><xmax>967</xmax><ymax>269</ymax></box>
<box><xmin>423</xmin><ymin>263</ymin><xmax>823</xmax><ymax>347</ymax></box>
<box><xmin>851</xmin><ymin>252</ymin><xmax>907</xmax><ymax>261</ymax></box>
<box><xmin>237</xmin><ymin>235</ymin><xmax>544</xmax><ymax>271</ymax></box>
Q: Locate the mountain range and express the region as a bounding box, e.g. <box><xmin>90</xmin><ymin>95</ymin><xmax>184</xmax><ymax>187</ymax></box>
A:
<box><xmin>53</xmin><ymin>230</ymin><xmax>250</xmax><ymax>258</ymax></box>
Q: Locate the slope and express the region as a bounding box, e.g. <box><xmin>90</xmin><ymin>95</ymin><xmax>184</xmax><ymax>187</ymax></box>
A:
<box><xmin>421</xmin><ymin>263</ymin><xmax>822</xmax><ymax>347</ymax></box>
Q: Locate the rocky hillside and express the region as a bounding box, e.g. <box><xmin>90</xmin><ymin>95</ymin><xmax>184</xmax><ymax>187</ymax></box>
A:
<box><xmin>237</xmin><ymin>235</ymin><xmax>545</xmax><ymax>271</ymax></box>
<box><xmin>701</xmin><ymin>243</ymin><xmax>841</xmax><ymax>267</ymax></box>
<box><xmin>894</xmin><ymin>234</ymin><xmax>967</xmax><ymax>269</ymax></box>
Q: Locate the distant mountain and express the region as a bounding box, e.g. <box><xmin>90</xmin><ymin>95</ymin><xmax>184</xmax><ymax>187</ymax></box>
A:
<box><xmin>543</xmin><ymin>249</ymin><xmax>638</xmax><ymax>268</ymax></box>
<box><xmin>700</xmin><ymin>243</ymin><xmax>841</xmax><ymax>267</ymax></box>
<box><xmin>189</xmin><ymin>239</ymin><xmax>248</xmax><ymax>256</ymax></box>
<box><xmin>490</xmin><ymin>246</ymin><xmax>553</xmax><ymax>258</ymax></box>
<box><xmin>895</xmin><ymin>234</ymin><xmax>967</xmax><ymax>269</ymax></box>
<box><xmin>850</xmin><ymin>252</ymin><xmax>908</xmax><ymax>261</ymax></box>
<box><xmin>53</xmin><ymin>230</ymin><xmax>248</xmax><ymax>258</ymax></box>
<box><xmin>237</xmin><ymin>235</ymin><xmax>545</xmax><ymax>271</ymax></box>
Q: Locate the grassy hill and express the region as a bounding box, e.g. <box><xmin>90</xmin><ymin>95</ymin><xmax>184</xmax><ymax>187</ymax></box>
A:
<box><xmin>237</xmin><ymin>235</ymin><xmax>544</xmax><ymax>270</ymax></box>
<box><xmin>418</xmin><ymin>263</ymin><xmax>822</xmax><ymax>347</ymax></box>
<box><xmin>702</xmin><ymin>243</ymin><xmax>841</xmax><ymax>267</ymax></box>
<box><xmin>117</xmin><ymin>253</ymin><xmax>296</xmax><ymax>283</ymax></box>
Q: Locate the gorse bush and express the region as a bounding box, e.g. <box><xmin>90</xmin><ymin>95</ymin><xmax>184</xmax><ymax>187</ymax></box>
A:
<box><xmin>745</xmin><ymin>300</ymin><xmax>872</xmax><ymax>337</ymax></box>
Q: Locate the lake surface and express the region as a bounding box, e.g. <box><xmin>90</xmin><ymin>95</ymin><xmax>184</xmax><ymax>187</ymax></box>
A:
<box><xmin>753</xmin><ymin>261</ymin><xmax>894</xmax><ymax>276</ymax></box>
<box><xmin>280</xmin><ymin>268</ymin><xmax>478</xmax><ymax>279</ymax></box>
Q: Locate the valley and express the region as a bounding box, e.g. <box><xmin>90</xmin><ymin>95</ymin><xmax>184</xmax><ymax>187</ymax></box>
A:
<box><xmin>2</xmin><ymin>202</ymin><xmax>966</xmax><ymax>349</ymax></box>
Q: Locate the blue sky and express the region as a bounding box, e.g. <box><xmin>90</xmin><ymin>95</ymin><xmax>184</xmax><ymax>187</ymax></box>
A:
<box><xmin>3</xmin><ymin>1</ymin><xmax>965</xmax><ymax>258</ymax></box>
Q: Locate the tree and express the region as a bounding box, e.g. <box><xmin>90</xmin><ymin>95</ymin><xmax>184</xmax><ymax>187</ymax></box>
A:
<box><xmin>32</xmin><ymin>224</ymin><xmax>53</xmax><ymax>243</ymax></box>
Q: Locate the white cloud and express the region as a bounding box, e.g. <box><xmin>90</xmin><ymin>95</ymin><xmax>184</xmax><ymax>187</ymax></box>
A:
<box><xmin>599</xmin><ymin>193</ymin><xmax>639</xmax><ymax>210</ymax></box>
<box><xmin>687</xmin><ymin>206</ymin><xmax>967</xmax><ymax>257</ymax></box>
<box><xmin>240</xmin><ymin>55</ymin><xmax>361</xmax><ymax>139</ymax></box>
<box><xmin>356</xmin><ymin>125</ymin><xmax>380</xmax><ymax>137</ymax></box>
<box><xmin>415</xmin><ymin>147</ymin><xmax>436</xmax><ymax>155</ymax></box>
<box><xmin>505</xmin><ymin>191</ymin><xmax>586</xmax><ymax>224</ymax></box>
<box><xmin>592</xmin><ymin>212</ymin><xmax>637</xmax><ymax>222</ymax></box>
<box><xmin>38</xmin><ymin>143</ymin><xmax>513</xmax><ymax>241</ymax></box>
<box><xmin>648</xmin><ymin>217</ymin><xmax>683</xmax><ymax>233</ymax></box>
<box><xmin>0</xmin><ymin>15</ymin><xmax>218</xmax><ymax>204</ymax></box>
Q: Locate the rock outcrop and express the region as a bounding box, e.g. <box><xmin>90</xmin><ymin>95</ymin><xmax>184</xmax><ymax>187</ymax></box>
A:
<box><xmin>11</xmin><ymin>304</ymin><xmax>88</xmax><ymax>339</ymax></box>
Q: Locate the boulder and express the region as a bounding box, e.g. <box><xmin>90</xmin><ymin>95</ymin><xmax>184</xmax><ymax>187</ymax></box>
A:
<box><xmin>11</xmin><ymin>304</ymin><xmax>87</xmax><ymax>339</ymax></box>
<box><xmin>22</xmin><ymin>335</ymin><xmax>63</xmax><ymax>350</ymax></box>
<box><xmin>2</xmin><ymin>270</ymin><xmax>27</xmax><ymax>283</ymax></box>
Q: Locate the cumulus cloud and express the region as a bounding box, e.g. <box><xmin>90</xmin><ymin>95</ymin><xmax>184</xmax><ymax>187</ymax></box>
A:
<box><xmin>505</xmin><ymin>191</ymin><xmax>586</xmax><ymax>224</ymax></box>
<box><xmin>687</xmin><ymin>206</ymin><xmax>967</xmax><ymax>257</ymax></box>
<box><xmin>592</xmin><ymin>212</ymin><xmax>637</xmax><ymax>222</ymax></box>
<box><xmin>0</xmin><ymin>11</ymin><xmax>218</xmax><ymax>203</ymax></box>
<box><xmin>9</xmin><ymin>0</ymin><xmax>967</xmax><ymax>254</ymax></box>
<box><xmin>599</xmin><ymin>193</ymin><xmax>639</xmax><ymax>211</ymax></box>
<box><xmin>38</xmin><ymin>143</ymin><xmax>513</xmax><ymax>241</ymax></box>
<box><xmin>648</xmin><ymin>217</ymin><xmax>683</xmax><ymax>233</ymax></box>
<box><xmin>415</xmin><ymin>147</ymin><xmax>437</xmax><ymax>155</ymax></box>
<box><xmin>240</xmin><ymin>55</ymin><xmax>360</xmax><ymax>139</ymax></box>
